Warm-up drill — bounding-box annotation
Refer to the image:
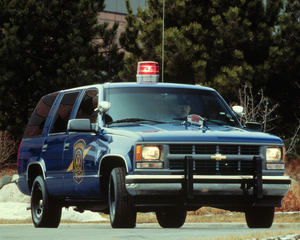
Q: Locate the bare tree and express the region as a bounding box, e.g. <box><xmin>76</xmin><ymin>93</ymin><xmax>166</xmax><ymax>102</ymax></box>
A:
<box><xmin>285</xmin><ymin>118</ymin><xmax>300</xmax><ymax>155</ymax></box>
<box><xmin>0</xmin><ymin>131</ymin><xmax>18</xmax><ymax>169</ymax></box>
<box><xmin>238</xmin><ymin>84</ymin><xmax>279</xmax><ymax>132</ymax></box>
<box><xmin>285</xmin><ymin>83</ymin><xmax>300</xmax><ymax>155</ymax></box>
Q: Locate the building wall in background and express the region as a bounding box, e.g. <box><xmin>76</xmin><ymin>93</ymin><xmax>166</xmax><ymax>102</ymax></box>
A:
<box><xmin>99</xmin><ymin>0</ymin><xmax>148</xmax><ymax>36</ymax></box>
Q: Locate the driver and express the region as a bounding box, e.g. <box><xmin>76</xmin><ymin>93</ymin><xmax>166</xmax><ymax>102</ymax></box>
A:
<box><xmin>174</xmin><ymin>99</ymin><xmax>191</xmax><ymax>118</ymax></box>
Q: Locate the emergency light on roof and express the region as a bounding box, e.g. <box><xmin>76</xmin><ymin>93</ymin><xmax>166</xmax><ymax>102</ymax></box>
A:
<box><xmin>136</xmin><ymin>61</ymin><xmax>159</xmax><ymax>83</ymax></box>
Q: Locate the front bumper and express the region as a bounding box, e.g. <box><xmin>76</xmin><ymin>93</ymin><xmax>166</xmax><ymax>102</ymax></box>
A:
<box><xmin>126</xmin><ymin>175</ymin><xmax>291</xmax><ymax>196</ymax></box>
<box><xmin>125</xmin><ymin>174</ymin><xmax>291</xmax><ymax>210</ymax></box>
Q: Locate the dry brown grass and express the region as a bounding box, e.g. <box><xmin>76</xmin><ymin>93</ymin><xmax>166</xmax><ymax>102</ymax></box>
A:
<box><xmin>276</xmin><ymin>159</ymin><xmax>300</xmax><ymax>212</ymax></box>
<box><xmin>0</xmin><ymin>168</ymin><xmax>17</xmax><ymax>179</ymax></box>
<box><xmin>95</xmin><ymin>210</ymin><xmax>300</xmax><ymax>224</ymax></box>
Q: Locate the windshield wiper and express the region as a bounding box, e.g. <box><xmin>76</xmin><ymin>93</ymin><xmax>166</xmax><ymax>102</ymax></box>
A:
<box><xmin>206</xmin><ymin>119</ymin><xmax>230</xmax><ymax>126</ymax></box>
<box><xmin>108</xmin><ymin>118</ymin><xmax>166</xmax><ymax>125</ymax></box>
<box><xmin>172</xmin><ymin>117</ymin><xmax>186</xmax><ymax>121</ymax></box>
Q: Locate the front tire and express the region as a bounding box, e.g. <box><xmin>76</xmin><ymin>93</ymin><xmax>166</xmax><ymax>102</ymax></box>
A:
<box><xmin>245</xmin><ymin>207</ymin><xmax>274</xmax><ymax>228</ymax></box>
<box><xmin>156</xmin><ymin>210</ymin><xmax>187</xmax><ymax>228</ymax></box>
<box><xmin>31</xmin><ymin>176</ymin><xmax>62</xmax><ymax>228</ymax></box>
<box><xmin>108</xmin><ymin>167</ymin><xmax>136</xmax><ymax>228</ymax></box>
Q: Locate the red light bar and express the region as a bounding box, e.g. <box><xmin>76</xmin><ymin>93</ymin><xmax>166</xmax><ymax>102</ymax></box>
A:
<box><xmin>137</xmin><ymin>62</ymin><xmax>159</xmax><ymax>75</ymax></box>
<box><xmin>136</xmin><ymin>61</ymin><xmax>159</xmax><ymax>83</ymax></box>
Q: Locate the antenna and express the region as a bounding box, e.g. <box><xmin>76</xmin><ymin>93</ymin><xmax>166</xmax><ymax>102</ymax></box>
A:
<box><xmin>162</xmin><ymin>0</ymin><xmax>165</xmax><ymax>83</ymax></box>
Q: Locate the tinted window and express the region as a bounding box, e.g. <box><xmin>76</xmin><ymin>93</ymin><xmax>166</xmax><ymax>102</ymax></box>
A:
<box><xmin>105</xmin><ymin>87</ymin><xmax>238</xmax><ymax>126</ymax></box>
<box><xmin>50</xmin><ymin>92</ymin><xmax>79</xmax><ymax>134</ymax></box>
<box><xmin>76</xmin><ymin>89</ymin><xmax>98</xmax><ymax>123</ymax></box>
<box><xmin>23</xmin><ymin>93</ymin><xmax>58</xmax><ymax>139</ymax></box>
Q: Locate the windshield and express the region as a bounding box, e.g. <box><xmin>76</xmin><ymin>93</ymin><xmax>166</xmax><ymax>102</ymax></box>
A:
<box><xmin>105</xmin><ymin>87</ymin><xmax>239</xmax><ymax>126</ymax></box>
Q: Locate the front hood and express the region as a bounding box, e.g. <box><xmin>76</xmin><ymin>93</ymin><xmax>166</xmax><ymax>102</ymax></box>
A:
<box><xmin>110</xmin><ymin>123</ymin><xmax>282</xmax><ymax>144</ymax></box>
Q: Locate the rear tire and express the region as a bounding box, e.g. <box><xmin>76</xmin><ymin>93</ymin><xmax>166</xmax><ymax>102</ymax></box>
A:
<box><xmin>156</xmin><ymin>210</ymin><xmax>187</xmax><ymax>228</ymax></box>
<box><xmin>245</xmin><ymin>207</ymin><xmax>274</xmax><ymax>228</ymax></box>
<box><xmin>31</xmin><ymin>176</ymin><xmax>62</xmax><ymax>228</ymax></box>
<box><xmin>108</xmin><ymin>167</ymin><xmax>136</xmax><ymax>228</ymax></box>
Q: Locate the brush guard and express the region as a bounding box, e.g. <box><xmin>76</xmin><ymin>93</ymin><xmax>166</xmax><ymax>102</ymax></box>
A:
<box><xmin>182</xmin><ymin>156</ymin><xmax>264</xmax><ymax>204</ymax></box>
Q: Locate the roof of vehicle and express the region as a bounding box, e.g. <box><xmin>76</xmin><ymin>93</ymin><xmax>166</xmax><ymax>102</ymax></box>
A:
<box><xmin>103</xmin><ymin>82</ymin><xmax>215</xmax><ymax>90</ymax></box>
<box><xmin>58</xmin><ymin>82</ymin><xmax>216</xmax><ymax>94</ymax></box>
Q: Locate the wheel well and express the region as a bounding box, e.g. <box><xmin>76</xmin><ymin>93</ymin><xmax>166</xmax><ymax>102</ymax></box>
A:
<box><xmin>27</xmin><ymin>164</ymin><xmax>44</xmax><ymax>193</ymax></box>
<box><xmin>100</xmin><ymin>156</ymin><xmax>127</xmax><ymax>199</ymax></box>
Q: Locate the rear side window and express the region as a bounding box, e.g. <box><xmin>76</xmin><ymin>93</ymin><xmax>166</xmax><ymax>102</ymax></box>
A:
<box><xmin>23</xmin><ymin>93</ymin><xmax>58</xmax><ymax>139</ymax></box>
<box><xmin>50</xmin><ymin>92</ymin><xmax>79</xmax><ymax>134</ymax></box>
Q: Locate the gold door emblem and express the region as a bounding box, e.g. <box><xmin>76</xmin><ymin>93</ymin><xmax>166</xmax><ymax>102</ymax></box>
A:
<box><xmin>67</xmin><ymin>139</ymin><xmax>91</xmax><ymax>184</ymax></box>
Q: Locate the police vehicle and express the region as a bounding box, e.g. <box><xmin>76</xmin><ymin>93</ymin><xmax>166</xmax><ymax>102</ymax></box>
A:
<box><xmin>17</xmin><ymin>61</ymin><xmax>291</xmax><ymax>228</ymax></box>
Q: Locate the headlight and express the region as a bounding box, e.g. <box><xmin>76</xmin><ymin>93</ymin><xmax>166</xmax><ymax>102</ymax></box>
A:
<box><xmin>142</xmin><ymin>146</ymin><xmax>160</xmax><ymax>160</ymax></box>
<box><xmin>135</xmin><ymin>145</ymin><xmax>163</xmax><ymax>169</ymax></box>
<box><xmin>266</xmin><ymin>147</ymin><xmax>282</xmax><ymax>162</ymax></box>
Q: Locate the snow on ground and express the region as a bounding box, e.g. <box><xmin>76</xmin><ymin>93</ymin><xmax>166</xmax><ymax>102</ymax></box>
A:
<box><xmin>0</xmin><ymin>176</ymin><xmax>108</xmax><ymax>222</ymax></box>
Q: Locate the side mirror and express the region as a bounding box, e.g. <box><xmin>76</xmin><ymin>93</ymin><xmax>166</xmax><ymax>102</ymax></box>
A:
<box><xmin>95</xmin><ymin>101</ymin><xmax>111</xmax><ymax>114</ymax></box>
<box><xmin>67</xmin><ymin>119</ymin><xmax>98</xmax><ymax>133</ymax></box>
<box><xmin>232</xmin><ymin>106</ymin><xmax>244</xmax><ymax>118</ymax></box>
<box><xmin>245</xmin><ymin>122</ymin><xmax>263</xmax><ymax>132</ymax></box>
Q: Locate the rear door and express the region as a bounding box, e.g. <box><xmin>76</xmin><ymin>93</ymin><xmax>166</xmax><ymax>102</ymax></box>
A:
<box><xmin>18</xmin><ymin>93</ymin><xmax>58</xmax><ymax>195</ymax></box>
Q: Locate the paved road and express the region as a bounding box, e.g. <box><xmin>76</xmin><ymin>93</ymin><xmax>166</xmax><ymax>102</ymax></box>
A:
<box><xmin>0</xmin><ymin>223</ymin><xmax>299</xmax><ymax>240</ymax></box>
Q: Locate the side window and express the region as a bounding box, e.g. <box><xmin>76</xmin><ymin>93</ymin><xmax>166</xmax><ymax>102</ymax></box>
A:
<box><xmin>23</xmin><ymin>93</ymin><xmax>58</xmax><ymax>139</ymax></box>
<box><xmin>76</xmin><ymin>89</ymin><xmax>98</xmax><ymax>123</ymax></box>
<box><xmin>50</xmin><ymin>92</ymin><xmax>79</xmax><ymax>134</ymax></box>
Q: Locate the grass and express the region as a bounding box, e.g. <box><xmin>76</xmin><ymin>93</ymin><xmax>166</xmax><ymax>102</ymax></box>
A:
<box><xmin>277</xmin><ymin>158</ymin><xmax>300</xmax><ymax>212</ymax></box>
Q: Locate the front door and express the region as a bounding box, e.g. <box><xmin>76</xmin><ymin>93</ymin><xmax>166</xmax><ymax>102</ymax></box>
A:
<box><xmin>42</xmin><ymin>91</ymin><xmax>80</xmax><ymax>196</ymax></box>
<box><xmin>62</xmin><ymin>89</ymin><xmax>103</xmax><ymax>198</ymax></box>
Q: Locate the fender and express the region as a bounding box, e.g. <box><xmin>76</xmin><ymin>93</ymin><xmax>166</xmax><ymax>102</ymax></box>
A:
<box><xmin>98</xmin><ymin>154</ymin><xmax>130</xmax><ymax>175</ymax></box>
<box><xmin>27</xmin><ymin>161</ymin><xmax>46</xmax><ymax>180</ymax></box>
<box><xmin>98</xmin><ymin>132</ymin><xmax>136</xmax><ymax>174</ymax></box>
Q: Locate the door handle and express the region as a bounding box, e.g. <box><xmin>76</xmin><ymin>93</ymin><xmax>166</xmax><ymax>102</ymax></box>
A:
<box><xmin>64</xmin><ymin>143</ymin><xmax>70</xmax><ymax>151</ymax></box>
<box><xmin>42</xmin><ymin>144</ymin><xmax>48</xmax><ymax>152</ymax></box>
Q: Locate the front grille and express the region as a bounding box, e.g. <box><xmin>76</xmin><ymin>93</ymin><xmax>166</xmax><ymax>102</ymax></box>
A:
<box><xmin>170</xmin><ymin>144</ymin><xmax>194</xmax><ymax>154</ymax></box>
<box><xmin>219</xmin><ymin>145</ymin><xmax>239</xmax><ymax>155</ymax></box>
<box><xmin>195</xmin><ymin>145</ymin><xmax>216</xmax><ymax>154</ymax></box>
<box><xmin>168</xmin><ymin>144</ymin><xmax>260</xmax><ymax>175</ymax></box>
<box><xmin>241</xmin><ymin>145</ymin><xmax>260</xmax><ymax>155</ymax></box>
<box><xmin>169</xmin><ymin>159</ymin><xmax>254</xmax><ymax>175</ymax></box>
<box><xmin>169</xmin><ymin>144</ymin><xmax>260</xmax><ymax>155</ymax></box>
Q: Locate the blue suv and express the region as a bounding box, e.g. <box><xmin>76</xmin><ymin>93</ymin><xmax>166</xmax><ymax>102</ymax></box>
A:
<box><xmin>17</xmin><ymin>62</ymin><xmax>290</xmax><ymax>229</ymax></box>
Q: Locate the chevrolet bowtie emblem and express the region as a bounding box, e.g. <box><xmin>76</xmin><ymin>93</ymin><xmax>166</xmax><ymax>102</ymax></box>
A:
<box><xmin>211</xmin><ymin>154</ymin><xmax>227</xmax><ymax>161</ymax></box>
